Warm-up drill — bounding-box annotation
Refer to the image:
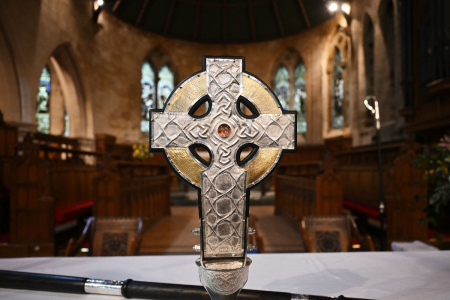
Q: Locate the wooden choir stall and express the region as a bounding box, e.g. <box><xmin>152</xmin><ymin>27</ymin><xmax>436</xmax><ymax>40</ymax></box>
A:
<box><xmin>0</xmin><ymin>120</ymin><xmax>172</xmax><ymax>257</ymax></box>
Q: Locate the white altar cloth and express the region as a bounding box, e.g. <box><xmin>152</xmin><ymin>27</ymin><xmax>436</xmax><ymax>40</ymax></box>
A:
<box><xmin>1</xmin><ymin>251</ymin><xmax>449</xmax><ymax>300</ymax></box>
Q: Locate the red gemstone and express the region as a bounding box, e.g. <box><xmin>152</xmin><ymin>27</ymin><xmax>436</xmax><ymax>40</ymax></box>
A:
<box><xmin>218</xmin><ymin>124</ymin><xmax>231</xmax><ymax>138</ymax></box>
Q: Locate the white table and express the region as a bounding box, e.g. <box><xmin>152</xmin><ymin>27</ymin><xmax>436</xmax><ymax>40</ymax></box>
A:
<box><xmin>1</xmin><ymin>251</ymin><xmax>450</xmax><ymax>300</ymax></box>
<box><xmin>391</xmin><ymin>240</ymin><xmax>439</xmax><ymax>251</ymax></box>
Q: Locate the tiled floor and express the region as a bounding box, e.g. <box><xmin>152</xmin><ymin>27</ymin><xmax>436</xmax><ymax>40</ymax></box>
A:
<box><xmin>139</xmin><ymin>205</ymin><xmax>305</xmax><ymax>255</ymax></box>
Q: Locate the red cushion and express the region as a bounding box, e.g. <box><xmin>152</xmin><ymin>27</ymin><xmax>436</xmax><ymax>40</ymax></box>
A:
<box><xmin>0</xmin><ymin>232</ymin><xmax>9</xmax><ymax>243</ymax></box>
<box><xmin>55</xmin><ymin>200</ymin><xmax>93</xmax><ymax>223</ymax></box>
<box><xmin>344</xmin><ymin>199</ymin><xmax>380</xmax><ymax>219</ymax></box>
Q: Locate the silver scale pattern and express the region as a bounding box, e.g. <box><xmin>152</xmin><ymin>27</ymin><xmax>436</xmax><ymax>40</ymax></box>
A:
<box><xmin>199</xmin><ymin>264</ymin><xmax>249</xmax><ymax>295</ymax></box>
<box><xmin>151</xmin><ymin>58</ymin><xmax>294</xmax><ymax>259</ymax></box>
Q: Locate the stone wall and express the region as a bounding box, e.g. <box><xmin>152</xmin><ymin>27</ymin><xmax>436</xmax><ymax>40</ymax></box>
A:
<box><xmin>0</xmin><ymin>0</ymin><xmax>402</xmax><ymax>147</ymax></box>
<box><xmin>349</xmin><ymin>0</ymin><xmax>405</xmax><ymax>146</ymax></box>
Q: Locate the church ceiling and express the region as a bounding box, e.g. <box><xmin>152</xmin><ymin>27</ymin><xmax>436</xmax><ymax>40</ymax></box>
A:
<box><xmin>103</xmin><ymin>0</ymin><xmax>331</xmax><ymax>44</ymax></box>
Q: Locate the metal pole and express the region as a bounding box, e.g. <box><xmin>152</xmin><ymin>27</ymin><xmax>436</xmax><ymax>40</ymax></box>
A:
<box><xmin>364</xmin><ymin>96</ymin><xmax>385</xmax><ymax>251</ymax></box>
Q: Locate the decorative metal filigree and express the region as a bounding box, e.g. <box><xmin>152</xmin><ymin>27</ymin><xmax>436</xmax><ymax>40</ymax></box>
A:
<box><xmin>150</xmin><ymin>56</ymin><xmax>296</xmax><ymax>300</ymax></box>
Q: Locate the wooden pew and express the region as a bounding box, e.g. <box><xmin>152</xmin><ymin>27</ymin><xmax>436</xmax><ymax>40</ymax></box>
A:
<box><xmin>32</xmin><ymin>133</ymin><xmax>99</xmax><ymax>230</ymax></box>
<box><xmin>332</xmin><ymin>140</ymin><xmax>428</xmax><ymax>246</ymax></box>
<box><xmin>2</xmin><ymin>133</ymin><xmax>56</xmax><ymax>257</ymax></box>
<box><xmin>0</xmin><ymin>132</ymin><xmax>99</xmax><ymax>257</ymax></box>
<box><xmin>275</xmin><ymin>156</ymin><xmax>343</xmax><ymax>220</ymax></box>
<box><xmin>334</xmin><ymin>142</ymin><xmax>402</xmax><ymax>209</ymax></box>
<box><xmin>0</xmin><ymin>125</ymin><xmax>172</xmax><ymax>258</ymax></box>
<box><xmin>93</xmin><ymin>158</ymin><xmax>171</xmax><ymax>221</ymax></box>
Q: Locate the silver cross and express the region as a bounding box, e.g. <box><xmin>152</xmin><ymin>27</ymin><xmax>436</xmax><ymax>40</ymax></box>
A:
<box><xmin>150</xmin><ymin>57</ymin><xmax>296</xmax><ymax>299</ymax></box>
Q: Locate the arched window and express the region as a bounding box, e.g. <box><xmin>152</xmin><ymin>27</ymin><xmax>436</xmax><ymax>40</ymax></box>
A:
<box><xmin>331</xmin><ymin>48</ymin><xmax>347</xmax><ymax>130</ymax></box>
<box><xmin>157</xmin><ymin>65</ymin><xmax>174</xmax><ymax>109</ymax></box>
<box><xmin>293</xmin><ymin>63</ymin><xmax>307</xmax><ymax>133</ymax></box>
<box><xmin>141</xmin><ymin>61</ymin><xmax>155</xmax><ymax>133</ymax></box>
<box><xmin>274</xmin><ymin>65</ymin><xmax>290</xmax><ymax>110</ymax></box>
<box><xmin>36</xmin><ymin>66</ymin><xmax>51</xmax><ymax>134</ymax></box>
<box><xmin>140</xmin><ymin>62</ymin><xmax>175</xmax><ymax>133</ymax></box>
<box><xmin>36</xmin><ymin>44</ymin><xmax>88</xmax><ymax>138</ymax></box>
<box><xmin>36</xmin><ymin>60</ymin><xmax>77</xmax><ymax>137</ymax></box>
<box><xmin>64</xmin><ymin>107</ymin><xmax>69</xmax><ymax>136</ymax></box>
<box><xmin>326</xmin><ymin>30</ymin><xmax>350</xmax><ymax>136</ymax></box>
<box><xmin>274</xmin><ymin>61</ymin><xmax>307</xmax><ymax>134</ymax></box>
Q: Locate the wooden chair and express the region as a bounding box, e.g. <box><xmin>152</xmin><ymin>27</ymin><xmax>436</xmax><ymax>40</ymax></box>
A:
<box><xmin>65</xmin><ymin>217</ymin><xmax>144</xmax><ymax>256</ymax></box>
<box><xmin>301</xmin><ymin>215</ymin><xmax>374</xmax><ymax>252</ymax></box>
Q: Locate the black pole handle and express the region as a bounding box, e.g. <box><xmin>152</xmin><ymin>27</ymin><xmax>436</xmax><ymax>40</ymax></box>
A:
<box><xmin>0</xmin><ymin>269</ymin><xmax>372</xmax><ymax>300</ymax></box>
<box><xmin>0</xmin><ymin>270</ymin><xmax>86</xmax><ymax>294</ymax></box>
<box><xmin>124</xmin><ymin>279</ymin><xmax>293</xmax><ymax>300</ymax></box>
<box><xmin>123</xmin><ymin>279</ymin><xmax>212</xmax><ymax>300</ymax></box>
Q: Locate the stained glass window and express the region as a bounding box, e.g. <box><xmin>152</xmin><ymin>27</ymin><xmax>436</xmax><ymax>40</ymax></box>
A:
<box><xmin>157</xmin><ymin>65</ymin><xmax>174</xmax><ymax>109</ymax></box>
<box><xmin>293</xmin><ymin>63</ymin><xmax>307</xmax><ymax>133</ymax></box>
<box><xmin>332</xmin><ymin>48</ymin><xmax>345</xmax><ymax>129</ymax></box>
<box><xmin>141</xmin><ymin>61</ymin><xmax>155</xmax><ymax>133</ymax></box>
<box><xmin>36</xmin><ymin>66</ymin><xmax>51</xmax><ymax>134</ymax></box>
<box><xmin>274</xmin><ymin>66</ymin><xmax>290</xmax><ymax>110</ymax></box>
<box><xmin>64</xmin><ymin>107</ymin><xmax>69</xmax><ymax>136</ymax></box>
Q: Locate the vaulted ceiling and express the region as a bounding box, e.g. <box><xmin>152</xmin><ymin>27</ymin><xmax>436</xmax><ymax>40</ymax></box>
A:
<box><xmin>104</xmin><ymin>0</ymin><xmax>331</xmax><ymax>44</ymax></box>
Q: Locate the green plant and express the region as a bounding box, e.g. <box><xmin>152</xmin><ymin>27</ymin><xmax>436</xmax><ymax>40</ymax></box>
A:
<box><xmin>415</xmin><ymin>135</ymin><xmax>450</xmax><ymax>229</ymax></box>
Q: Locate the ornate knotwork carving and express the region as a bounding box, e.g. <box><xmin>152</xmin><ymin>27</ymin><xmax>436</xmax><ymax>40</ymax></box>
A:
<box><xmin>150</xmin><ymin>56</ymin><xmax>296</xmax><ymax>299</ymax></box>
<box><xmin>151</xmin><ymin>57</ymin><xmax>295</xmax><ymax>262</ymax></box>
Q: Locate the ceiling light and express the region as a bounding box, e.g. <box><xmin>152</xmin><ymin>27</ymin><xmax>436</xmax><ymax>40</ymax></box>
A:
<box><xmin>328</xmin><ymin>2</ymin><xmax>338</xmax><ymax>12</ymax></box>
<box><xmin>342</xmin><ymin>3</ymin><xmax>351</xmax><ymax>15</ymax></box>
<box><xmin>93</xmin><ymin>0</ymin><xmax>104</xmax><ymax>23</ymax></box>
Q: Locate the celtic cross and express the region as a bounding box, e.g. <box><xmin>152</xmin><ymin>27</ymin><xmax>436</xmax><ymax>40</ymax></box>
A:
<box><xmin>150</xmin><ymin>57</ymin><xmax>296</xmax><ymax>300</ymax></box>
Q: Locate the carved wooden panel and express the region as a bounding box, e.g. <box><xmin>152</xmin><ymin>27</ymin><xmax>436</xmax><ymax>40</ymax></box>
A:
<box><xmin>335</xmin><ymin>143</ymin><xmax>401</xmax><ymax>207</ymax></box>
<box><xmin>93</xmin><ymin>168</ymin><xmax>121</xmax><ymax>217</ymax></box>
<box><xmin>5</xmin><ymin>135</ymin><xmax>55</xmax><ymax>257</ymax></box>
<box><xmin>302</xmin><ymin>215</ymin><xmax>352</xmax><ymax>252</ymax></box>
<box><xmin>386</xmin><ymin>143</ymin><xmax>428</xmax><ymax>244</ymax></box>
<box><xmin>275</xmin><ymin>169</ymin><xmax>343</xmax><ymax>220</ymax></box>
<box><xmin>90</xmin><ymin>217</ymin><xmax>143</xmax><ymax>256</ymax></box>
<box><xmin>93</xmin><ymin>160</ymin><xmax>171</xmax><ymax>220</ymax></box>
<box><xmin>316</xmin><ymin>170</ymin><xmax>343</xmax><ymax>215</ymax></box>
<box><xmin>51</xmin><ymin>164</ymin><xmax>97</xmax><ymax>207</ymax></box>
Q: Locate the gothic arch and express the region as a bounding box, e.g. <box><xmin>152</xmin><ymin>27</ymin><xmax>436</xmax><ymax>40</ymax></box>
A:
<box><xmin>41</xmin><ymin>43</ymin><xmax>92</xmax><ymax>138</ymax></box>
<box><xmin>145</xmin><ymin>46</ymin><xmax>178</xmax><ymax>83</ymax></box>
<box><xmin>325</xmin><ymin>29</ymin><xmax>351</xmax><ymax>136</ymax></box>
<box><xmin>0</xmin><ymin>22</ymin><xmax>21</xmax><ymax>122</ymax></box>
<box><xmin>271</xmin><ymin>47</ymin><xmax>303</xmax><ymax>85</ymax></box>
<box><xmin>140</xmin><ymin>46</ymin><xmax>176</xmax><ymax>133</ymax></box>
<box><xmin>271</xmin><ymin>47</ymin><xmax>308</xmax><ymax>137</ymax></box>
